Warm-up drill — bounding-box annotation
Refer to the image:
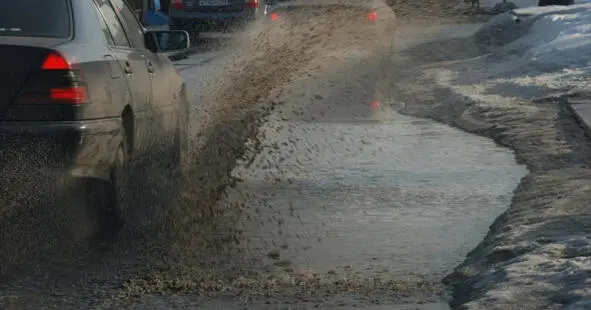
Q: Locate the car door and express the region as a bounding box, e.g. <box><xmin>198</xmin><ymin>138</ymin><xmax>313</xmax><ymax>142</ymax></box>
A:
<box><xmin>109</xmin><ymin>0</ymin><xmax>178</xmax><ymax>149</ymax></box>
<box><xmin>94</xmin><ymin>0</ymin><xmax>153</xmax><ymax>157</ymax></box>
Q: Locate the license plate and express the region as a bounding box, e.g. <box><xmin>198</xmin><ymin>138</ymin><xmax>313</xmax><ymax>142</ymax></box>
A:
<box><xmin>199</xmin><ymin>0</ymin><xmax>228</xmax><ymax>6</ymax></box>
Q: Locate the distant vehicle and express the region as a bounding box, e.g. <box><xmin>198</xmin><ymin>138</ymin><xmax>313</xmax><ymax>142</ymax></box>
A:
<box><xmin>262</xmin><ymin>0</ymin><xmax>396</xmax><ymax>38</ymax></box>
<box><xmin>167</xmin><ymin>0</ymin><xmax>268</xmax><ymax>37</ymax></box>
<box><xmin>261</xmin><ymin>0</ymin><xmax>395</xmax><ymax>35</ymax></box>
<box><xmin>0</xmin><ymin>0</ymin><xmax>190</xmax><ymax>239</ymax></box>
<box><xmin>262</xmin><ymin>0</ymin><xmax>397</xmax><ymax>117</ymax></box>
<box><xmin>264</xmin><ymin>0</ymin><xmax>395</xmax><ymax>23</ymax></box>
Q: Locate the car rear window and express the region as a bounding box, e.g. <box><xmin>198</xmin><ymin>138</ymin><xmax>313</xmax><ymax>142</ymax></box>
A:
<box><xmin>0</xmin><ymin>0</ymin><xmax>71</xmax><ymax>38</ymax></box>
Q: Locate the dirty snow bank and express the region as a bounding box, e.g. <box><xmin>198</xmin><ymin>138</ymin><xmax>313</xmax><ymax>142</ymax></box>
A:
<box><xmin>472</xmin><ymin>2</ymin><xmax>591</xmax><ymax>86</ymax></box>
<box><xmin>457</xmin><ymin>0</ymin><xmax>591</xmax><ymax>9</ymax></box>
<box><xmin>391</xmin><ymin>5</ymin><xmax>591</xmax><ymax>310</ymax></box>
<box><xmin>439</xmin><ymin>4</ymin><xmax>591</xmax><ymax>310</ymax></box>
<box><xmin>456</xmin><ymin>0</ymin><xmax>537</xmax><ymax>9</ymax></box>
<box><xmin>507</xmin><ymin>3</ymin><xmax>591</xmax><ymax>71</ymax></box>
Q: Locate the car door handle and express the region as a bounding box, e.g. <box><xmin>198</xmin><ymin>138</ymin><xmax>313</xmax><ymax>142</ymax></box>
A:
<box><xmin>124</xmin><ymin>61</ymin><xmax>133</xmax><ymax>75</ymax></box>
<box><xmin>147</xmin><ymin>61</ymin><xmax>154</xmax><ymax>73</ymax></box>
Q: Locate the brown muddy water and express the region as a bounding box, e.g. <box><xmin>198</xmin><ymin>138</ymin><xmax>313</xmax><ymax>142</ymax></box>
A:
<box><xmin>0</xmin><ymin>19</ymin><xmax>527</xmax><ymax>310</ymax></box>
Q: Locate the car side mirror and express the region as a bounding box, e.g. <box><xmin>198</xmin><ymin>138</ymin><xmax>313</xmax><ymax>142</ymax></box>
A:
<box><xmin>144</xmin><ymin>30</ymin><xmax>190</xmax><ymax>54</ymax></box>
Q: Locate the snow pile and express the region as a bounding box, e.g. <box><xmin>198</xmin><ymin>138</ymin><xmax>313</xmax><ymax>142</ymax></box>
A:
<box><xmin>478</xmin><ymin>0</ymin><xmax>538</xmax><ymax>8</ymax></box>
<box><xmin>426</xmin><ymin>3</ymin><xmax>591</xmax><ymax>309</ymax></box>
<box><xmin>459</xmin><ymin>0</ymin><xmax>591</xmax><ymax>9</ymax></box>
<box><xmin>392</xmin><ymin>4</ymin><xmax>591</xmax><ymax>310</ymax></box>
<box><xmin>509</xmin><ymin>4</ymin><xmax>591</xmax><ymax>70</ymax></box>
<box><xmin>464</xmin><ymin>3</ymin><xmax>591</xmax><ymax>98</ymax></box>
<box><xmin>455</xmin><ymin>0</ymin><xmax>537</xmax><ymax>9</ymax></box>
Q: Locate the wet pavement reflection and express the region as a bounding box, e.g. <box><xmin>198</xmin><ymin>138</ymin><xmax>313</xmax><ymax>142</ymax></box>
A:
<box><xmin>205</xmin><ymin>45</ymin><xmax>529</xmax><ymax>306</ymax></box>
<box><xmin>229</xmin><ymin>112</ymin><xmax>524</xmax><ymax>279</ymax></box>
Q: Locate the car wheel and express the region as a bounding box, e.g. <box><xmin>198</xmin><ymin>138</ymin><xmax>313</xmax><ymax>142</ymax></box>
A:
<box><xmin>90</xmin><ymin>139</ymin><xmax>128</xmax><ymax>242</ymax></box>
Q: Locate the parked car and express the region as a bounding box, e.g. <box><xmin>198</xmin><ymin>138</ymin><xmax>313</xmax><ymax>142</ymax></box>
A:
<box><xmin>167</xmin><ymin>0</ymin><xmax>268</xmax><ymax>37</ymax></box>
<box><xmin>0</xmin><ymin>0</ymin><xmax>190</xmax><ymax>240</ymax></box>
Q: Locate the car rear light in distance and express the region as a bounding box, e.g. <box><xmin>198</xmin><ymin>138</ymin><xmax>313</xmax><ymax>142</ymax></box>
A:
<box><xmin>172</xmin><ymin>0</ymin><xmax>184</xmax><ymax>9</ymax></box>
<box><xmin>368</xmin><ymin>11</ymin><xmax>377</xmax><ymax>21</ymax></box>
<box><xmin>15</xmin><ymin>51</ymin><xmax>88</xmax><ymax>105</ymax></box>
<box><xmin>244</xmin><ymin>0</ymin><xmax>258</xmax><ymax>8</ymax></box>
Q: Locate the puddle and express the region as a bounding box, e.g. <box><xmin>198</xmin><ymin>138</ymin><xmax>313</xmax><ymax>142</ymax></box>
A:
<box><xmin>229</xmin><ymin>113</ymin><xmax>526</xmax><ymax>280</ymax></box>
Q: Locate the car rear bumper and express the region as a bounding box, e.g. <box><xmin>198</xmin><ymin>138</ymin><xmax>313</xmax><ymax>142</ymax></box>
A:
<box><xmin>0</xmin><ymin>118</ymin><xmax>122</xmax><ymax>181</ymax></box>
<box><xmin>169</xmin><ymin>8</ymin><xmax>264</xmax><ymax>32</ymax></box>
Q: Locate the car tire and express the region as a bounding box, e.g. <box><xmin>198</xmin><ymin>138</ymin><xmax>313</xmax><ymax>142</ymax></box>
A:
<box><xmin>90</xmin><ymin>138</ymin><xmax>129</xmax><ymax>242</ymax></box>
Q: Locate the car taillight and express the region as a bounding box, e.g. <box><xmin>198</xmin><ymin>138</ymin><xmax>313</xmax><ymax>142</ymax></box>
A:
<box><xmin>42</xmin><ymin>52</ymin><xmax>72</xmax><ymax>70</ymax></box>
<box><xmin>368</xmin><ymin>11</ymin><xmax>377</xmax><ymax>21</ymax></box>
<box><xmin>15</xmin><ymin>51</ymin><xmax>88</xmax><ymax>105</ymax></box>
<box><xmin>172</xmin><ymin>0</ymin><xmax>184</xmax><ymax>9</ymax></box>
<box><xmin>244</xmin><ymin>0</ymin><xmax>258</xmax><ymax>8</ymax></box>
<box><xmin>49</xmin><ymin>87</ymin><xmax>87</xmax><ymax>104</ymax></box>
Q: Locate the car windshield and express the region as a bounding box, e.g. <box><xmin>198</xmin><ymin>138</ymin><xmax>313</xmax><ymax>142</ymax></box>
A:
<box><xmin>0</xmin><ymin>0</ymin><xmax>71</xmax><ymax>37</ymax></box>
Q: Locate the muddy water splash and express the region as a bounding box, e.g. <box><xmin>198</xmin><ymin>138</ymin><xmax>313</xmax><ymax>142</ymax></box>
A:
<box><xmin>0</xmin><ymin>4</ymin><xmax>524</xmax><ymax>310</ymax></box>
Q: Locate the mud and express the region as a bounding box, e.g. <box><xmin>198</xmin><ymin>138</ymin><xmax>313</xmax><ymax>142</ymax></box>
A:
<box><xmin>0</xmin><ymin>3</ymin><xmax>552</xmax><ymax>309</ymax></box>
<box><xmin>0</xmin><ymin>4</ymin><xmax>421</xmax><ymax>309</ymax></box>
<box><xmin>389</xmin><ymin>22</ymin><xmax>591</xmax><ymax>310</ymax></box>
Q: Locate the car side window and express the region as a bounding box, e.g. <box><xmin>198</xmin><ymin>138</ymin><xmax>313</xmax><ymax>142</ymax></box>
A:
<box><xmin>109</xmin><ymin>0</ymin><xmax>146</xmax><ymax>49</ymax></box>
<box><xmin>92</xmin><ymin>2</ymin><xmax>115</xmax><ymax>46</ymax></box>
<box><xmin>94</xmin><ymin>0</ymin><xmax>131</xmax><ymax>48</ymax></box>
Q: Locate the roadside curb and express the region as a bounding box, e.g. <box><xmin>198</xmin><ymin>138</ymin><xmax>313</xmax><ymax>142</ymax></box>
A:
<box><xmin>564</xmin><ymin>95</ymin><xmax>591</xmax><ymax>142</ymax></box>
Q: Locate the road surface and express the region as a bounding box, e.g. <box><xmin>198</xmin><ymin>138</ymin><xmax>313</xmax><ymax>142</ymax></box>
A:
<box><xmin>0</xmin><ymin>17</ymin><xmax>527</xmax><ymax>310</ymax></box>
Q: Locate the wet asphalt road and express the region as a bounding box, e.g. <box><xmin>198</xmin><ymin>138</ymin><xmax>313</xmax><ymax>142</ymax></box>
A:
<box><xmin>144</xmin><ymin>26</ymin><xmax>525</xmax><ymax>308</ymax></box>
<box><xmin>0</xmin><ymin>20</ymin><xmax>526</xmax><ymax>309</ymax></box>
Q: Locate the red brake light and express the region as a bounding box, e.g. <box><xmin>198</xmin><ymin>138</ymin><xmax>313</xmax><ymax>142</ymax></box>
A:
<box><xmin>368</xmin><ymin>11</ymin><xmax>377</xmax><ymax>21</ymax></box>
<box><xmin>50</xmin><ymin>87</ymin><xmax>87</xmax><ymax>104</ymax></box>
<box><xmin>42</xmin><ymin>52</ymin><xmax>72</xmax><ymax>70</ymax></box>
<box><xmin>244</xmin><ymin>0</ymin><xmax>258</xmax><ymax>8</ymax></box>
<box><xmin>17</xmin><ymin>51</ymin><xmax>88</xmax><ymax>105</ymax></box>
<box><xmin>172</xmin><ymin>0</ymin><xmax>184</xmax><ymax>9</ymax></box>
<box><xmin>270</xmin><ymin>13</ymin><xmax>278</xmax><ymax>21</ymax></box>
<box><xmin>371</xmin><ymin>100</ymin><xmax>381</xmax><ymax>111</ymax></box>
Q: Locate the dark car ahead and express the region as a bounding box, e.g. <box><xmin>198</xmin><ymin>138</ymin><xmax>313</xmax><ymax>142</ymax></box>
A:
<box><xmin>168</xmin><ymin>0</ymin><xmax>267</xmax><ymax>37</ymax></box>
<box><xmin>0</xmin><ymin>0</ymin><xmax>190</xmax><ymax>239</ymax></box>
<box><xmin>263</xmin><ymin>0</ymin><xmax>397</xmax><ymax>108</ymax></box>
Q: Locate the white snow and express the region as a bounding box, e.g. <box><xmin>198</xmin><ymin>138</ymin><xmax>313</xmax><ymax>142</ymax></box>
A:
<box><xmin>451</xmin><ymin>3</ymin><xmax>591</xmax><ymax>98</ymax></box>
<box><xmin>480</xmin><ymin>0</ymin><xmax>538</xmax><ymax>8</ymax></box>
<box><xmin>511</xmin><ymin>4</ymin><xmax>591</xmax><ymax>70</ymax></box>
<box><xmin>457</xmin><ymin>0</ymin><xmax>591</xmax><ymax>9</ymax></box>
<box><xmin>428</xmin><ymin>4</ymin><xmax>591</xmax><ymax>308</ymax></box>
